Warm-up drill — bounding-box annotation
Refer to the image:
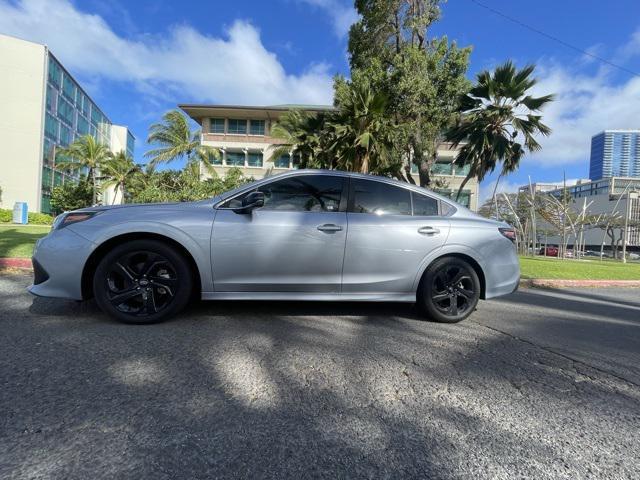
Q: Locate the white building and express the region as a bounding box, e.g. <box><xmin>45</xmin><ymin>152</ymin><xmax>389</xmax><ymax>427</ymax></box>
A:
<box><xmin>179</xmin><ymin>104</ymin><xmax>480</xmax><ymax>211</ymax></box>
<box><xmin>0</xmin><ymin>33</ymin><xmax>134</xmax><ymax>214</ymax></box>
<box><xmin>522</xmin><ymin>177</ymin><xmax>640</xmax><ymax>248</ymax></box>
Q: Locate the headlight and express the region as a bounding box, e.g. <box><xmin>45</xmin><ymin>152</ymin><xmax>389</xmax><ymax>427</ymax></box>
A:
<box><xmin>52</xmin><ymin>211</ymin><xmax>100</xmax><ymax>230</ymax></box>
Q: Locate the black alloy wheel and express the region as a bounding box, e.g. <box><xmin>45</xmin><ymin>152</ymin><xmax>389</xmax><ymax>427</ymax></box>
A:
<box><xmin>418</xmin><ymin>257</ymin><xmax>480</xmax><ymax>323</ymax></box>
<box><xmin>93</xmin><ymin>240</ymin><xmax>192</xmax><ymax>324</ymax></box>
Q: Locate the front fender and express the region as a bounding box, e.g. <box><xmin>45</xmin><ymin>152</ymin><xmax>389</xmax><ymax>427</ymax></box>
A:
<box><xmin>69</xmin><ymin>220</ymin><xmax>214</xmax><ymax>293</ymax></box>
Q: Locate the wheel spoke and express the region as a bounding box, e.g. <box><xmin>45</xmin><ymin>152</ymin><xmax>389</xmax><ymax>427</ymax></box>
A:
<box><xmin>142</xmin><ymin>254</ymin><xmax>166</xmax><ymax>276</ymax></box>
<box><xmin>143</xmin><ymin>289</ymin><xmax>157</xmax><ymax>314</ymax></box>
<box><xmin>457</xmin><ymin>287</ymin><xmax>474</xmax><ymax>300</ymax></box>
<box><xmin>109</xmin><ymin>288</ymin><xmax>141</xmax><ymax>306</ymax></box>
<box><xmin>449</xmin><ymin>298</ymin><xmax>459</xmax><ymax>316</ymax></box>
<box><xmin>115</xmin><ymin>262</ymin><xmax>136</xmax><ymax>281</ymax></box>
<box><xmin>449</xmin><ymin>271</ymin><xmax>470</xmax><ymax>287</ymax></box>
<box><xmin>432</xmin><ymin>293</ymin><xmax>449</xmax><ymax>302</ymax></box>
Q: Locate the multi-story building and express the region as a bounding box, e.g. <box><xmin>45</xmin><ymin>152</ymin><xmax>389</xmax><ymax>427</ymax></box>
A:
<box><xmin>0</xmin><ymin>33</ymin><xmax>134</xmax><ymax>214</ymax></box>
<box><xmin>179</xmin><ymin>104</ymin><xmax>479</xmax><ymax>210</ymax></box>
<box><xmin>520</xmin><ymin>177</ymin><xmax>640</xmax><ymax>248</ymax></box>
<box><xmin>589</xmin><ymin>130</ymin><xmax>640</xmax><ymax>181</ymax></box>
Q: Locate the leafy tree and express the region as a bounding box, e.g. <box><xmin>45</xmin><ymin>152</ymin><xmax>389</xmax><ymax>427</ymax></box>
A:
<box><xmin>330</xmin><ymin>77</ymin><xmax>397</xmax><ymax>174</ymax></box>
<box><xmin>57</xmin><ymin>135</ymin><xmax>112</xmax><ymax>205</ymax></box>
<box><xmin>50</xmin><ymin>179</ymin><xmax>93</xmax><ymax>213</ymax></box>
<box><xmin>347</xmin><ymin>0</ymin><xmax>472</xmax><ymax>186</ymax></box>
<box><xmin>446</xmin><ymin>61</ymin><xmax>554</xmax><ymax>200</ymax></box>
<box><xmin>270</xmin><ymin>110</ymin><xmax>333</xmax><ymax>169</ymax></box>
<box><xmin>100</xmin><ymin>152</ymin><xmax>140</xmax><ymax>204</ymax></box>
<box><xmin>145</xmin><ymin>110</ymin><xmax>220</xmax><ymax>175</ymax></box>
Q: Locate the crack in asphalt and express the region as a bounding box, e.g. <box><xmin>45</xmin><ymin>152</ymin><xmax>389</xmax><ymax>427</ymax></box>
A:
<box><xmin>471</xmin><ymin>320</ymin><xmax>640</xmax><ymax>390</ymax></box>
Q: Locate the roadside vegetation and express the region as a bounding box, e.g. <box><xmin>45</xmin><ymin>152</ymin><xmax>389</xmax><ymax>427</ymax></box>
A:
<box><xmin>520</xmin><ymin>256</ymin><xmax>640</xmax><ymax>280</ymax></box>
<box><xmin>0</xmin><ymin>225</ymin><xmax>51</xmax><ymax>258</ymax></box>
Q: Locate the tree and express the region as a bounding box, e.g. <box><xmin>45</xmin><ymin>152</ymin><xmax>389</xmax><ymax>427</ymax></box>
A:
<box><xmin>330</xmin><ymin>77</ymin><xmax>397</xmax><ymax>174</ymax></box>
<box><xmin>145</xmin><ymin>110</ymin><xmax>220</xmax><ymax>174</ymax></box>
<box><xmin>446</xmin><ymin>61</ymin><xmax>554</xmax><ymax>200</ymax></box>
<box><xmin>50</xmin><ymin>179</ymin><xmax>93</xmax><ymax>213</ymax></box>
<box><xmin>348</xmin><ymin>0</ymin><xmax>471</xmax><ymax>186</ymax></box>
<box><xmin>270</xmin><ymin>110</ymin><xmax>333</xmax><ymax>169</ymax></box>
<box><xmin>57</xmin><ymin>134</ymin><xmax>112</xmax><ymax>205</ymax></box>
<box><xmin>100</xmin><ymin>152</ymin><xmax>140</xmax><ymax>204</ymax></box>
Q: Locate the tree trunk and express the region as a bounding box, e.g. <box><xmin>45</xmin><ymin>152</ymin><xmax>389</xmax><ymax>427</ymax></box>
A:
<box><xmin>491</xmin><ymin>172</ymin><xmax>503</xmax><ymax>219</ymax></box>
<box><xmin>91</xmin><ymin>168</ymin><xmax>97</xmax><ymax>205</ymax></box>
<box><xmin>455</xmin><ymin>172</ymin><xmax>473</xmax><ymax>201</ymax></box>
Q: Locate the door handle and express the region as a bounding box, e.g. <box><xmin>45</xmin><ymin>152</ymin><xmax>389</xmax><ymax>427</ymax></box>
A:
<box><xmin>317</xmin><ymin>224</ymin><xmax>343</xmax><ymax>232</ymax></box>
<box><xmin>418</xmin><ymin>226</ymin><xmax>440</xmax><ymax>235</ymax></box>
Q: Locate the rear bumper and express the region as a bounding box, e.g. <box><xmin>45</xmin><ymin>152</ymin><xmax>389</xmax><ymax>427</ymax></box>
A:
<box><xmin>483</xmin><ymin>246</ymin><xmax>521</xmax><ymax>300</ymax></box>
<box><xmin>27</xmin><ymin>227</ymin><xmax>95</xmax><ymax>300</ymax></box>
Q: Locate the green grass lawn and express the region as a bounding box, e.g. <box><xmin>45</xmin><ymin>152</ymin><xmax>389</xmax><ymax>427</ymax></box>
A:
<box><xmin>520</xmin><ymin>255</ymin><xmax>640</xmax><ymax>280</ymax></box>
<box><xmin>0</xmin><ymin>224</ymin><xmax>51</xmax><ymax>258</ymax></box>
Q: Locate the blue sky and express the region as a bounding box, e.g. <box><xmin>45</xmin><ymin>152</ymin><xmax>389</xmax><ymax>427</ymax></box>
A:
<box><xmin>1</xmin><ymin>0</ymin><xmax>639</xmax><ymax>200</ymax></box>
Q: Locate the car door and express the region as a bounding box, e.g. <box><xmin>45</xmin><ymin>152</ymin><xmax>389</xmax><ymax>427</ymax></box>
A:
<box><xmin>211</xmin><ymin>174</ymin><xmax>348</xmax><ymax>292</ymax></box>
<box><xmin>342</xmin><ymin>178</ymin><xmax>451</xmax><ymax>294</ymax></box>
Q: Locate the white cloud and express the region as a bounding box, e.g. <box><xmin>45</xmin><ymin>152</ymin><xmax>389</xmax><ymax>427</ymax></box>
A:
<box><xmin>0</xmin><ymin>0</ymin><xmax>334</xmax><ymax>105</ymax></box>
<box><xmin>527</xmin><ymin>49</ymin><xmax>640</xmax><ymax>167</ymax></box>
<box><xmin>298</xmin><ymin>0</ymin><xmax>359</xmax><ymax>38</ymax></box>
<box><xmin>479</xmin><ymin>178</ymin><xmax>521</xmax><ymax>203</ymax></box>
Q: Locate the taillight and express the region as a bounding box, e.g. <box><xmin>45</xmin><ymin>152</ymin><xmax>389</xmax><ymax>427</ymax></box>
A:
<box><xmin>499</xmin><ymin>227</ymin><xmax>516</xmax><ymax>243</ymax></box>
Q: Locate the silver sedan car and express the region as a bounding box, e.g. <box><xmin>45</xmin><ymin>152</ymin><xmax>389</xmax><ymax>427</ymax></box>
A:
<box><xmin>29</xmin><ymin>170</ymin><xmax>520</xmax><ymax>324</ymax></box>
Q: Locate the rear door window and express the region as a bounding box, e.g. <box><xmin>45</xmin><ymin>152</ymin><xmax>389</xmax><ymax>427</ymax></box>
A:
<box><xmin>350</xmin><ymin>179</ymin><xmax>411</xmax><ymax>215</ymax></box>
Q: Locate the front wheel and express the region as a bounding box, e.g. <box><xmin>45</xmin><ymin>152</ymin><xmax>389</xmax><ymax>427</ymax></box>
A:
<box><xmin>93</xmin><ymin>240</ymin><xmax>193</xmax><ymax>324</ymax></box>
<box><xmin>417</xmin><ymin>257</ymin><xmax>480</xmax><ymax>323</ymax></box>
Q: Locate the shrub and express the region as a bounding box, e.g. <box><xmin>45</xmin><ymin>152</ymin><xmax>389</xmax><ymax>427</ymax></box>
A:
<box><xmin>0</xmin><ymin>209</ymin><xmax>11</xmax><ymax>223</ymax></box>
<box><xmin>50</xmin><ymin>180</ymin><xmax>93</xmax><ymax>213</ymax></box>
<box><xmin>28</xmin><ymin>212</ymin><xmax>54</xmax><ymax>225</ymax></box>
<box><xmin>0</xmin><ymin>208</ymin><xmax>53</xmax><ymax>225</ymax></box>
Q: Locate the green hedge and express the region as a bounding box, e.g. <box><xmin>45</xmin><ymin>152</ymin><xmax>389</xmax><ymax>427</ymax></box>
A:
<box><xmin>0</xmin><ymin>209</ymin><xmax>54</xmax><ymax>225</ymax></box>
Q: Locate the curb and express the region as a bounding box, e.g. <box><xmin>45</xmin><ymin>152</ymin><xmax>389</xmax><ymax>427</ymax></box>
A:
<box><xmin>0</xmin><ymin>258</ymin><xmax>32</xmax><ymax>269</ymax></box>
<box><xmin>520</xmin><ymin>278</ymin><xmax>640</xmax><ymax>289</ymax></box>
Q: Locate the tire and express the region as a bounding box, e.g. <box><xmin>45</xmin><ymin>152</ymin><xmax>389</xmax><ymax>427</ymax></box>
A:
<box><xmin>93</xmin><ymin>239</ymin><xmax>193</xmax><ymax>324</ymax></box>
<box><xmin>417</xmin><ymin>257</ymin><xmax>481</xmax><ymax>323</ymax></box>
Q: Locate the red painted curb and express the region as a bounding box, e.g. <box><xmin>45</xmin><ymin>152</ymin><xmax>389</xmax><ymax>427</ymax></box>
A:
<box><xmin>0</xmin><ymin>258</ymin><xmax>32</xmax><ymax>269</ymax></box>
<box><xmin>521</xmin><ymin>278</ymin><xmax>640</xmax><ymax>289</ymax></box>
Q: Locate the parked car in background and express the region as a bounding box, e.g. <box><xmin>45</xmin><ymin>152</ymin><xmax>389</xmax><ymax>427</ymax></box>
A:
<box><xmin>539</xmin><ymin>245</ymin><xmax>559</xmax><ymax>257</ymax></box>
<box><xmin>29</xmin><ymin>170</ymin><xmax>520</xmax><ymax>325</ymax></box>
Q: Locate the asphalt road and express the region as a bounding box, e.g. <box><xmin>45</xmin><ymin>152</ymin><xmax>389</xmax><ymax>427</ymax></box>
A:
<box><xmin>1</xmin><ymin>272</ymin><xmax>639</xmax><ymax>479</ymax></box>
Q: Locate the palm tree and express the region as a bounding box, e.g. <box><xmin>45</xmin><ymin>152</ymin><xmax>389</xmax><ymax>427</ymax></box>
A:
<box><xmin>329</xmin><ymin>79</ymin><xmax>396</xmax><ymax>174</ymax></box>
<box><xmin>100</xmin><ymin>152</ymin><xmax>140</xmax><ymax>204</ymax></box>
<box><xmin>57</xmin><ymin>134</ymin><xmax>112</xmax><ymax>204</ymax></box>
<box><xmin>145</xmin><ymin>110</ymin><xmax>220</xmax><ymax>174</ymax></box>
<box><xmin>446</xmin><ymin>61</ymin><xmax>554</xmax><ymax>201</ymax></box>
<box><xmin>270</xmin><ymin>109</ymin><xmax>332</xmax><ymax>169</ymax></box>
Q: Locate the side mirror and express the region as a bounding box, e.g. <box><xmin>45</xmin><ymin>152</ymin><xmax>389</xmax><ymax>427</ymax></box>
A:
<box><xmin>233</xmin><ymin>191</ymin><xmax>264</xmax><ymax>214</ymax></box>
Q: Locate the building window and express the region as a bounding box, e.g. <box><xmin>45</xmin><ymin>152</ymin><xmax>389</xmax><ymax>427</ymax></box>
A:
<box><xmin>227</xmin><ymin>119</ymin><xmax>247</xmax><ymax>135</ymax></box>
<box><xmin>45</xmin><ymin>113</ymin><xmax>59</xmax><ymax>140</ymax></box>
<box><xmin>77</xmin><ymin>115</ymin><xmax>89</xmax><ymax>135</ymax></box>
<box><xmin>48</xmin><ymin>56</ymin><xmax>62</xmax><ymax>87</ymax></box>
<box><xmin>46</xmin><ymin>85</ymin><xmax>56</xmax><ymax>113</ymax></box>
<box><xmin>454</xmin><ymin>163</ymin><xmax>471</xmax><ymax>176</ymax></box>
<box><xmin>249</xmin><ymin>120</ymin><xmax>265</xmax><ymax>135</ymax></box>
<box><xmin>435</xmin><ymin>188</ymin><xmax>471</xmax><ymax>208</ymax></box>
<box><xmin>248</xmin><ymin>152</ymin><xmax>263</xmax><ymax>167</ymax></box>
<box><xmin>274</xmin><ymin>154</ymin><xmax>290</xmax><ymax>168</ymax></box>
<box><xmin>127</xmin><ymin>131</ymin><xmax>135</xmax><ymax>157</ymax></box>
<box><xmin>57</xmin><ymin>96</ymin><xmax>74</xmax><ymax>125</ymax></box>
<box><xmin>226</xmin><ymin>152</ymin><xmax>245</xmax><ymax>166</ymax></box>
<box><xmin>80</xmin><ymin>95</ymin><xmax>90</xmax><ymax>117</ymax></box>
<box><xmin>62</xmin><ymin>74</ymin><xmax>76</xmax><ymax>102</ymax></box>
<box><xmin>431</xmin><ymin>161</ymin><xmax>453</xmax><ymax>175</ymax></box>
<box><xmin>210</xmin><ymin>118</ymin><xmax>225</xmax><ymax>134</ymax></box>
<box><xmin>292</xmin><ymin>154</ymin><xmax>301</xmax><ymax>169</ymax></box>
<box><xmin>59</xmin><ymin>124</ymin><xmax>72</xmax><ymax>146</ymax></box>
<box><xmin>411</xmin><ymin>163</ymin><xmax>418</xmax><ymax>174</ymax></box>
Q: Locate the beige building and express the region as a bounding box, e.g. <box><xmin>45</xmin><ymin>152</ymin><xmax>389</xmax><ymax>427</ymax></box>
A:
<box><xmin>0</xmin><ymin>33</ymin><xmax>134</xmax><ymax>214</ymax></box>
<box><xmin>179</xmin><ymin>104</ymin><xmax>479</xmax><ymax>210</ymax></box>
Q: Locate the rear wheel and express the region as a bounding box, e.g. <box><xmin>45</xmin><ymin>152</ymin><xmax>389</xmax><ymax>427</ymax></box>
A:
<box><xmin>93</xmin><ymin>240</ymin><xmax>192</xmax><ymax>324</ymax></box>
<box><xmin>417</xmin><ymin>257</ymin><xmax>480</xmax><ymax>323</ymax></box>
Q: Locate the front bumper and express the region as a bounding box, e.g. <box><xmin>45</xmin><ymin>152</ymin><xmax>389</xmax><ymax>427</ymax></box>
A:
<box><xmin>27</xmin><ymin>227</ymin><xmax>96</xmax><ymax>300</ymax></box>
